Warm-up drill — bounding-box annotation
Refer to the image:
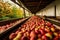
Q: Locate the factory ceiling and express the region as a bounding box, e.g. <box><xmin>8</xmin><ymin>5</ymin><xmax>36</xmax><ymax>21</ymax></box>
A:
<box><xmin>11</xmin><ymin>0</ymin><xmax>55</xmax><ymax>13</ymax></box>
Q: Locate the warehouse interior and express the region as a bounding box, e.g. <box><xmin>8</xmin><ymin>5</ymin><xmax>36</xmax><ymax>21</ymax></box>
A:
<box><xmin>0</xmin><ymin>0</ymin><xmax>60</xmax><ymax>40</ymax></box>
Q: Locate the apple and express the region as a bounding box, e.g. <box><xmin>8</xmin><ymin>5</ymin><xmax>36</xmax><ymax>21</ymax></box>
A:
<box><xmin>40</xmin><ymin>25</ymin><xmax>45</xmax><ymax>30</ymax></box>
<box><xmin>30</xmin><ymin>37</ymin><xmax>35</xmax><ymax>40</ymax></box>
<box><xmin>39</xmin><ymin>29</ymin><xmax>45</xmax><ymax>35</ymax></box>
<box><xmin>23</xmin><ymin>32</ymin><xmax>30</xmax><ymax>38</ymax></box>
<box><xmin>53</xmin><ymin>32</ymin><xmax>58</xmax><ymax>36</ymax></box>
<box><xmin>37</xmin><ymin>38</ymin><xmax>41</xmax><ymax>40</ymax></box>
<box><xmin>45</xmin><ymin>32</ymin><xmax>52</xmax><ymax>39</ymax></box>
<box><xmin>9</xmin><ymin>33</ymin><xmax>17</xmax><ymax>40</ymax></box>
<box><xmin>45</xmin><ymin>22</ymin><xmax>51</xmax><ymax>26</ymax></box>
<box><xmin>15</xmin><ymin>31</ymin><xmax>20</xmax><ymax>34</ymax></box>
<box><xmin>44</xmin><ymin>27</ymin><xmax>50</xmax><ymax>32</ymax></box>
<box><xmin>38</xmin><ymin>34</ymin><xmax>41</xmax><ymax>38</ymax></box>
<box><xmin>38</xmin><ymin>22</ymin><xmax>41</xmax><ymax>26</ymax></box>
<box><xmin>21</xmin><ymin>28</ymin><xmax>26</xmax><ymax>33</ymax></box>
<box><xmin>51</xmin><ymin>27</ymin><xmax>55</xmax><ymax>32</ymax></box>
<box><xmin>30</xmin><ymin>31</ymin><xmax>36</xmax><ymax>37</ymax></box>
<box><xmin>35</xmin><ymin>27</ymin><xmax>39</xmax><ymax>34</ymax></box>
<box><xmin>3</xmin><ymin>26</ymin><xmax>7</xmax><ymax>29</ymax></box>
<box><xmin>31</xmin><ymin>25</ymin><xmax>35</xmax><ymax>30</ymax></box>
<box><xmin>27</xmin><ymin>27</ymin><xmax>30</xmax><ymax>32</ymax></box>
<box><xmin>13</xmin><ymin>32</ymin><xmax>22</xmax><ymax>40</ymax></box>
<box><xmin>10</xmin><ymin>23</ymin><xmax>13</xmax><ymax>26</ymax></box>
<box><xmin>42</xmin><ymin>35</ymin><xmax>48</xmax><ymax>40</ymax></box>
<box><xmin>18</xmin><ymin>28</ymin><xmax>21</xmax><ymax>31</ymax></box>
<box><xmin>22</xmin><ymin>24</ymin><xmax>26</xmax><ymax>28</ymax></box>
<box><xmin>6</xmin><ymin>24</ymin><xmax>10</xmax><ymax>27</ymax></box>
<box><xmin>30</xmin><ymin>31</ymin><xmax>36</xmax><ymax>40</ymax></box>
<box><xmin>1</xmin><ymin>27</ymin><xmax>5</xmax><ymax>32</ymax></box>
<box><xmin>25</xmin><ymin>32</ymin><xmax>29</xmax><ymax>37</ymax></box>
<box><xmin>59</xmin><ymin>34</ymin><xmax>60</xmax><ymax>37</ymax></box>
<box><xmin>21</xmin><ymin>35</ymin><xmax>28</xmax><ymax>40</ymax></box>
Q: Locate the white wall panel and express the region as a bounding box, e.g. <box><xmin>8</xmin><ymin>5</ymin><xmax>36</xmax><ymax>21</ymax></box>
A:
<box><xmin>56</xmin><ymin>0</ymin><xmax>60</xmax><ymax>16</ymax></box>
<box><xmin>36</xmin><ymin>1</ymin><xmax>55</xmax><ymax>16</ymax></box>
<box><xmin>36</xmin><ymin>0</ymin><xmax>60</xmax><ymax>17</ymax></box>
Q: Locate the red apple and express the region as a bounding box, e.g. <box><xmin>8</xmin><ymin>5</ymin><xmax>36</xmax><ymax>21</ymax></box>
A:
<box><xmin>6</xmin><ymin>24</ymin><xmax>10</xmax><ymax>27</ymax></box>
<box><xmin>44</xmin><ymin>27</ymin><xmax>50</xmax><ymax>32</ymax></box>
<box><xmin>1</xmin><ymin>27</ymin><xmax>5</xmax><ymax>32</ymax></box>
<box><xmin>9</xmin><ymin>33</ymin><xmax>17</xmax><ymax>40</ymax></box>
<box><xmin>35</xmin><ymin>27</ymin><xmax>39</xmax><ymax>34</ymax></box>
<box><xmin>21</xmin><ymin>36</ymin><xmax>28</xmax><ymax>40</ymax></box>
<box><xmin>15</xmin><ymin>31</ymin><xmax>20</xmax><ymax>34</ymax></box>
<box><xmin>38</xmin><ymin>34</ymin><xmax>41</xmax><ymax>38</ymax></box>
<box><xmin>42</xmin><ymin>35</ymin><xmax>48</xmax><ymax>40</ymax></box>
<box><xmin>37</xmin><ymin>38</ymin><xmax>41</xmax><ymax>40</ymax></box>
<box><xmin>31</xmin><ymin>25</ymin><xmax>35</xmax><ymax>30</ymax></box>
<box><xmin>39</xmin><ymin>29</ymin><xmax>45</xmax><ymax>35</ymax></box>
<box><xmin>21</xmin><ymin>28</ymin><xmax>26</xmax><ymax>33</ymax></box>
<box><xmin>30</xmin><ymin>31</ymin><xmax>36</xmax><ymax>36</ymax></box>
<box><xmin>45</xmin><ymin>22</ymin><xmax>51</xmax><ymax>26</ymax></box>
<box><xmin>3</xmin><ymin>26</ymin><xmax>7</xmax><ymax>29</ymax></box>
<box><xmin>59</xmin><ymin>34</ymin><xmax>60</xmax><ymax>37</ymax></box>
<box><xmin>40</xmin><ymin>25</ymin><xmax>45</xmax><ymax>30</ymax></box>
<box><xmin>30</xmin><ymin>38</ymin><xmax>34</xmax><ymax>40</ymax></box>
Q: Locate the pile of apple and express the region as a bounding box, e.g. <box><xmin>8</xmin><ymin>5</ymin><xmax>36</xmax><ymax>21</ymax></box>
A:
<box><xmin>0</xmin><ymin>20</ymin><xmax>19</xmax><ymax>33</ymax></box>
<box><xmin>9</xmin><ymin>16</ymin><xmax>60</xmax><ymax>40</ymax></box>
<box><xmin>0</xmin><ymin>23</ymin><xmax>12</xmax><ymax>33</ymax></box>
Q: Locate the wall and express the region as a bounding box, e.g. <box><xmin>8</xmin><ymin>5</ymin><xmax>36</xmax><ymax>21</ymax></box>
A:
<box><xmin>36</xmin><ymin>0</ymin><xmax>60</xmax><ymax>19</ymax></box>
<box><xmin>55</xmin><ymin>0</ymin><xmax>60</xmax><ymax>19</ymax></box>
